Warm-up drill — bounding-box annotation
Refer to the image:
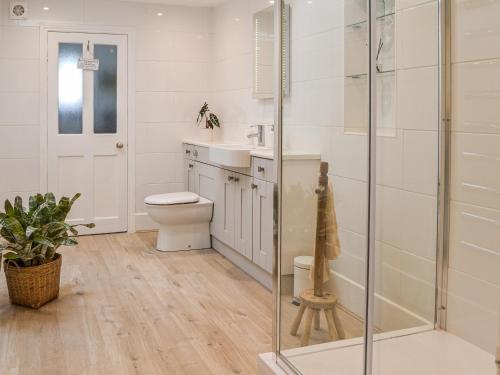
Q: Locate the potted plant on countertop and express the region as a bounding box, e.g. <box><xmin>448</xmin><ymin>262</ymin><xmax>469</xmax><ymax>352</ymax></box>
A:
<box><xmin>196</xmin><ymin>102</ymin><xmax>220</xmax><ymax>142</ymax></box>
<box><xmin>0</xmin><ymin>193</ymin><xmax>94</xmax><ymax>309</ymax></box>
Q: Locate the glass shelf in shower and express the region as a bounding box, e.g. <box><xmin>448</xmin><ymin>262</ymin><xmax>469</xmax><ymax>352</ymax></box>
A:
<box><xmin>345</xmin><ymin>11</ymin><xmax>395</xmax><ymax>29</ymax></box>
<box><xmin>345</xmin><ymin>69</ymin><xmax>395</xmax><ymax>79</ymax></box>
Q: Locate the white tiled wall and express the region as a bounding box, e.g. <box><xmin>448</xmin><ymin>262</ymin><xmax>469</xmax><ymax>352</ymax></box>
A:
<box><xmin>0</xmin><ymin>0</ymin><xmax>212</xmax><ymax>230</ymax></box>
<box><xmin>0</xmin><ymin>18</ymin><xmax>40</xmax><ymax>205</ymax></box>
<box><xmin>448</xmin><ymin>0</ymin><xmax>500</xmax><ymax>355</ymax></box>
<box><xmin>211</xmin><ymin>0</ymin><xmax>274</xmax><ymax>144</ymax></box>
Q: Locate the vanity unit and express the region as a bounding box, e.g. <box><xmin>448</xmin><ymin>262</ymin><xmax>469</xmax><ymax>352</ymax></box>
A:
<box><xmin>183</xmin><ymin>141</ymin><xmax>320</xmax><ymax>289</ymax></box>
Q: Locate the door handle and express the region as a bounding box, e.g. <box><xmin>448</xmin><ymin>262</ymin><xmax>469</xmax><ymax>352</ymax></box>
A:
<box><xmin>251</xmin><ymin>183</ymin><xmax>258</xmax><ymax>189</ymax></box>
<box><xmin>258</xmin><ymin>166</ymin><xmax>265</xmax><ymax>172</ymax></box>
<box><xmin>116</xmin><ymin>142</ymin><xmax>124</xmax><ymax>149</ymax></box>
<box><xmin>228</xmin><ymin>176</ymin><xmax>234</xmax><ymax>182</ymax></box>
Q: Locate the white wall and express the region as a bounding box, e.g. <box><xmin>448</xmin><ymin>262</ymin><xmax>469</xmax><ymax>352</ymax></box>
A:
<box><xmin>448</xmin><ymin>0</ymin><xmax>500</xmax><ymax>355</ymax></box>
<box><xmin>0</xmin><ymin>2</ymin><xmax>40</xmax><ymax>204</ymax></box>
<box><xmin>0</xmin><ymin>0</ymin><xmax>212</xmax><ymax>230</ymax></box>
<box><xmin>211</xmin><ymin>0</ymin><xmax>274</xmax><ymax>144</ymax></box>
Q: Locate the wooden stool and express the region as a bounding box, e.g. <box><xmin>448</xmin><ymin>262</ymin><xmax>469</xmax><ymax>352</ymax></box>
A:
<box><xmin>290</xmin><ymin>289</ymin><xmax>345</xmax><ymax>346</ymax></box>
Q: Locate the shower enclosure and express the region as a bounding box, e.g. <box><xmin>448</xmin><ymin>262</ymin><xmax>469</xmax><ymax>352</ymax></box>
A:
<box><xmin>272</xmin><ymin>0</ymin><xmax>499</xmax><ymax>374</ymax></box>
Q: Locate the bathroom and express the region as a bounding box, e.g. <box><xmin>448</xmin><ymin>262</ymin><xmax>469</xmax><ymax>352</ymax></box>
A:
<box><xmin>0</xmin><ymin>0</ymin><xmax>498</xmax><ymax>374</ymax></box>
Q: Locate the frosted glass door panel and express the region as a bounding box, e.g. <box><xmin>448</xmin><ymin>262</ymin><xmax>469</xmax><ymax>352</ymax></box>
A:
<box><xmin>94</xmin><ymin>44</ymin><xmax>117</xmax><ymax>134</ymax></box>
<box><xmin>58</xmin><ymin>43</ymin><xmax>83</xmax><ymax>134</ymax></box>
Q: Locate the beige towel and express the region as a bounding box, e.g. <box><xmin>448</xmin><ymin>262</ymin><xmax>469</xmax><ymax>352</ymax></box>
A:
<box><xmin>309</xmin><ymin>182</ymin><xmax>341</xmax><ymax>283</ymax></box>
<box><xmin>325</xmin><ymin>183</ymin><xmax>341</xmax><ymax>261</ymax></box>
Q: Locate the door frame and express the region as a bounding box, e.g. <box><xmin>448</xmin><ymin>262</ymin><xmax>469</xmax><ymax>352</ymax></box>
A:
<box><xmin>39</xmin><ymin>24</ymin><xmax>136</xmax><ymax>233</ymax></box>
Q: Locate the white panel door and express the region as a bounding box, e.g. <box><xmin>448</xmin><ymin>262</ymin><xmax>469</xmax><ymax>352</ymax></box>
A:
<box><xmin>252</xmin><ymin>179</ymin><xmax>274</xmax><ymax>273</ymax></box>
<box><xmin>48</xmin><ymin>32</ymin><xmax>128</xmax><ymax>234</ymax></box>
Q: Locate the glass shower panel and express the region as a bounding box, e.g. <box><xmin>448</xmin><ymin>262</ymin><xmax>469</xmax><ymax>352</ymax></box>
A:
<box><xmin>58</xmin><ymin>43</ymin><xmax>83</xmax><ymax>134</ymax></box>
<box><xmin>93</xmin><ymin>44</ymin><xmax>118</xmax><ymax>134</ymax></box>
<box><xmin>371</xmin><ymin>0</ymin><xmax>440</xmax><ymax>366</ymax></box>
<box><xmin>278</xmin><ymin>0</ymin><xmax>370</xmax><ymax>373</ymax></box>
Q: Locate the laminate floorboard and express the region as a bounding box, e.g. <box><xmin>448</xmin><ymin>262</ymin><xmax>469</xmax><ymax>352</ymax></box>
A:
<box><xmin>0</xmin><ymin>232</ymin><xmax>272</xmax><ymax>375</ymax></box>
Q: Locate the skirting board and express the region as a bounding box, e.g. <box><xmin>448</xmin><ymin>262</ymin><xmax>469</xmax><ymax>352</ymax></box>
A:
<box><xmin>212</xmin><ymin>237</ymin><xmax>272</xmax><ymax>291</ymax></box>
<box><xmin>135</xmin><ymin>212</ymin><xmax>158</xmax><ymax>231</ymax></box>
<box><xmin>328</xmin><ymin>270</ymin><xmax>431</xmax><ymax>332</ymax></box>
<box><xmin>258</xmin><ymin>353</ymin><xmax>289</xmax><ymax>375</ymax></box>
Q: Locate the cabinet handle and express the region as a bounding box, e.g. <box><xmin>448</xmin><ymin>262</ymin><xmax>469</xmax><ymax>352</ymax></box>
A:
<box><xmin>188</xmin><ymin>164</ymin><xmax>194</xmax><ymax>169</ymax></box>
<box><xmin>228</xmin><ymin>176</ymin><xmax>234</xmax><ymax>181</ymax></box>
<box><xmin>258</xmin><ymin>166</ymin><xmax>265</xmax><ymax>172</ymax></box>
<box><xmin>193</xmin><ymin>150</ymin><xmax>199</xmax><ymax>157</ymax></box>
<box><xmin>185</xmin><ymin>150</ymin><xmax>191</xmax><ymax>154</ymax></box>
<box><xmin>234</xmin><ymin>177</ymin><xmax>240</xmax><ymax>183</ymax></box>
<box><xmin>251</xmin><ymin>183</ymin><xmax>258</xmax><ymax>189</ymax></box>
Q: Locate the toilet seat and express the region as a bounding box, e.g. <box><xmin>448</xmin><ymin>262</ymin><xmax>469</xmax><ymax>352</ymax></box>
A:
<box><xmin>144</xmin><ymin>192</ymin><xmax>200</xmax><ymax>206</ymax></box>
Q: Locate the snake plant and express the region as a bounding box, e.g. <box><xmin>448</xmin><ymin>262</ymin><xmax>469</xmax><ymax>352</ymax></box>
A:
<box><xmin>0</xmin><ymin>193</ymin><xmax>95</xmax><ymax>268</ymax></box>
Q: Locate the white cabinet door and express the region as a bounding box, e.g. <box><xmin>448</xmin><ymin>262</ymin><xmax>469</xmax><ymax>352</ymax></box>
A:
<box><xmin>194</xmin><ymin>162</ymin><xmax>217</xmax><ymax>232</ymax></box>
<box><xmin>252</xmin><ymin>179</ymin><xmax>274</xmax><ymax>273</ymax></box>
<box><xmin>213</xmin><ymin>169</ymin><xmax>235</xmax><ymax>248</ymax></box>
<box><xmin>234</xmin><ymin>173</ymin><xmax>253</xmax><ymax>260</ymax></box>
<box><xmin>194</xmin><ymin>162</ymin><xmax>217</xmax><ymax>201</ymax></box>
<box><xmin>184</xmin><ymin>159</ymin><xmax>196</xmax><ymax>193</ymax></box>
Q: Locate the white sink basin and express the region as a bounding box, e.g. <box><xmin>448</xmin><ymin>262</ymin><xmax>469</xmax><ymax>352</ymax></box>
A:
<box><xmin>209</xmin><ymin>144</ymin><xmax>254</xmax><ymax>168</ymax></box>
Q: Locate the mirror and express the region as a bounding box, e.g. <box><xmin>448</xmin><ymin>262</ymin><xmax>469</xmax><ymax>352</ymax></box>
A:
<box><xmin>253</xmin><ymin>5</ymin><xmax>289</xmax><ymax>99</ymax></box>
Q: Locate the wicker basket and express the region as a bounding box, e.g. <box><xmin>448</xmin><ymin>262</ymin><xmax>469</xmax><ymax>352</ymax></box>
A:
<box><xmin>4</xmin><ymin>254</ymin><xmax>62</xmax><ymax>309</ymax></box>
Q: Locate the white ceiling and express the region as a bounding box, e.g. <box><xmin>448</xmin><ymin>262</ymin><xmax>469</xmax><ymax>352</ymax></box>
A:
<box><xmin>117</xmin><ymin>0</ymin><xmax>228</xmax><ymax>6</ymax></box>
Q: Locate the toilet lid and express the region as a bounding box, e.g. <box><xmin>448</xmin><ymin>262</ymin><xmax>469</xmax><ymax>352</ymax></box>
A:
<box><xmin>144</xmin><ymin>192</ymin><xmax>200</xmax><ymax>205</ymax></box>
<box><xmin>294</xmin><ymin>256</ymin><xmax>314</xmax><ymax>270</ymax></box>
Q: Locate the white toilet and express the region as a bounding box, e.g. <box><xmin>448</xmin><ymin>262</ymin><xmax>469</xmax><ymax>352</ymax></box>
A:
<box><xmin>144</xmin><ymin>192</ymin><xmax>213</xmax><ymax>252</ymax></box>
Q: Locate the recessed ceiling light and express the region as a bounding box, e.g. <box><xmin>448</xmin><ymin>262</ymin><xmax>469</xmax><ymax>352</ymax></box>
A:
<box><xmin>307</xmin><ymin>0</ymin><xmax>313</xmax><ymax>4</ymax></box>
<box><xmin>157</xmin><ymin>12</ymin><xmax>163</xmax><ymax>16</ymax></box>
<box><xmin>269</xmin><ymin>0</ymin><xmax>275</xmax><ymax>4</ymax></box>
<box><xmin>43</xmin><ymin>6</ymin><xmax>49</xmax><ymax>11</ymax></box>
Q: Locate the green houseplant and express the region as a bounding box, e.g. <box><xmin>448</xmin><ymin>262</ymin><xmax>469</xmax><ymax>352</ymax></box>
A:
<box><xmin>0</xmin><ymin>193</ymin><xmax>94</xmax><ymax>308</ymax></box>
<box><xmin>196</xmin><ymin>102</ymin><xmax>220</xmax><ymax>130</ymax></box>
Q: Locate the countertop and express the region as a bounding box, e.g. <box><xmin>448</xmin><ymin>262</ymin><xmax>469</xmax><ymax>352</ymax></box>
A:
<box><xmin>183</xmin><ymin>139</ymin><xmax>321</xmax><ymax>161</ymax></box>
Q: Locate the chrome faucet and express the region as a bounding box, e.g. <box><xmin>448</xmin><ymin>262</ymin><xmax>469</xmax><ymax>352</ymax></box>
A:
<box><xmin>247</xmin><ymin>124</ymin><xmax>273</xmax><ymax>147</ymax></box>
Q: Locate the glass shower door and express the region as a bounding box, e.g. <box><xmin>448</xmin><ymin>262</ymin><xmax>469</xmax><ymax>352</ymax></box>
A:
<box><xmin>371</xmin><ymin>0</ymin><xmax>440</xmax><ymax>371</ymax></box>
<box><xmin>274</xmin><ymin>0</ymin><xmax>499</xmax><ymax>374</ymax></box>
<box><xmin>277</xmin><ymin>0</ymin><xmax>370</xmax><ymax>373</ymax></box>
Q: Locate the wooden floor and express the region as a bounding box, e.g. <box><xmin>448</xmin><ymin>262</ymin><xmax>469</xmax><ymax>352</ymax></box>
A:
<box><xmin>0</xmin><ymin>232</ymin><xmax>273</xmax><ymax>375</ymax></box>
